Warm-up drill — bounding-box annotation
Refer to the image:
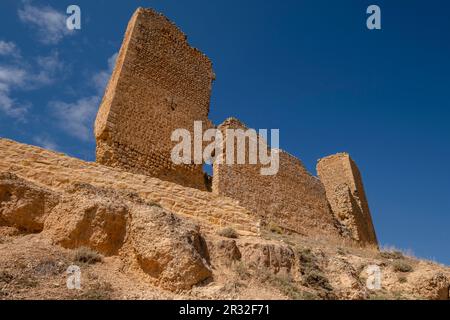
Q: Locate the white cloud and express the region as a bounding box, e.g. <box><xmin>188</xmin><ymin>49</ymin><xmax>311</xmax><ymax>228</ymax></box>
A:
<box><xmin>0</xmin><ymin>66</ymin><xmax>27</xmax><ymax>86</ymax></box>
<box><xmin>33</xmin><ymin>135</ymin><xmax>59</xmax><ymax>151</ymax></box>
<box><xmin>0</xmin><ymin>92</ymin><xmax>29</xmax><ymax>120</ymax></box>
<box><xmin>50</xmin><ymin>96</ymin><xmax>100</xmax><ymax>141</ymax></box>
<box><xmin>0</xmin><ymin>50</ymin><xmax>65</xmax><ymax>120</ymax></box>
<box><xmin>92</xmin><ymin>53</ymin><xmax>118</xmax><ymax>93</ymax></box>
<box><xmin>0</xmin><ymin>41</ymin><xmax>20</xmax><ymax>57</ymax></box>
<box><xmin>50</xmin><ymin>53</ymin><xmax>117</xmax><ymax>141</ymax></box>
<box><xmin>18</xmin><ymin>3</ymin><xmax>72</xmax><ymax>45</ymax></box>
<box><xmin>0</xmin><ymin>66</ymin><xmax>29</xmax><ymax>120</ymax></box>
<box><xmin>33</xmin><ymin>51</ymin><xmax>65</xmax><ymax>85</ymax></box>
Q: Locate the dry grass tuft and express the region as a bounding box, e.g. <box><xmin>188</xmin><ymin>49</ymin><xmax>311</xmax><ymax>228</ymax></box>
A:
<box><xmin>73</xmin><ymin>247</ymin><xmax>103</xmax><ymax>265</ymax></box>
<box><xmin>392</xmin><ymin>260</ymin><xmax>413</xmax><ymax>273</ymax></box>
<box><xmin>267</xmin><ymin>222</ymin><xmax>283</xmax><ymax>235</ymax></box>
<box><xmin>218</xmin><ymin>227</ymin><xmax>239</xmax><ymax>239</ymax></box>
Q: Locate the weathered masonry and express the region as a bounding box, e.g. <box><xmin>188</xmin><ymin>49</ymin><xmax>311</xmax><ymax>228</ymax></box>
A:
<box><xmin>212</xmin><ymin>118</ymin><xmax>339</xmax><ymax>238</ymax></box>
<box><xmin>95</xmin><ymin>8</ymin><xmax>215</xmax><ymax>190</ymax></box>
<box><xmin>95</xmin><ymin>8</ymin><xmax>378</xmax><ymax>246</ymax></box>
<box><xmin>317</xmin><ymin>153</ymin><xmax>378</xmax><ymax>245</ymax></box>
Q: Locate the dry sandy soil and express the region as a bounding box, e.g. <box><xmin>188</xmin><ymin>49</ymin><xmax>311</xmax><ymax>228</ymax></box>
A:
<box><xmin>1</xmin><ymin>224</ymin><xmax>448</xmax><ymax>300</ymax></box>
<box><xmin>0</xmin><ymin>146</ymin><xmax>448</xmax><ymax>301</ymax></box>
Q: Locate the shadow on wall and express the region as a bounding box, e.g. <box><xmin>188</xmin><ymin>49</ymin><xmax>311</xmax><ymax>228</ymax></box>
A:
<box><xmin>202</xmin><ymin>163</ymin><xmax>213</xmax><ymax>192</ymax></box>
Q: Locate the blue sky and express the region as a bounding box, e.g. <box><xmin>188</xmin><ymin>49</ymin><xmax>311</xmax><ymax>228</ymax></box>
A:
<box><xmin>0</xmin><ymin>0</ymin><xmax>449</xmax><ymax>264</ymax></box>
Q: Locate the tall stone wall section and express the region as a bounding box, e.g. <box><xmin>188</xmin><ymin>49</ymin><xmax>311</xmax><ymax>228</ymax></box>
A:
<box><xmin>95</xmin><ymin>8</ymin><xmax>215</xmax><ymax>190</ymax></box>
<box><xmin>212</xmin><ymin>118</ymin><xmax>341</xmax><ymax>239</ymax></box>
<box><xmin>0</xmin><ymin>138</ymin><xmax>258</xmax><ymax>236</ymax></box>
<box><xmin>317</xmin><ymin>153</ymin><xmax>378</xmax><ymax>245</ymax></box>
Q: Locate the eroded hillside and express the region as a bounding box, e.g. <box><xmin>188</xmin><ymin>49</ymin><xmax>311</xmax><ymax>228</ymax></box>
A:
<box><xmin>0</xmin><ymin>139</ymin><xmax>448</xmax><ymax>300</ymax></box>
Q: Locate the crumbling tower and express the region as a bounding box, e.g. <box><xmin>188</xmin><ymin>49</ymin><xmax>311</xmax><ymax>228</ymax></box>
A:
<box><xmin>317</xmin><ymin>153</ymin><xmax>378</xmax><ymax>245</ymax></box>
<box><xmin>212</xmin><ymin>118</ymin><xmax>340</xmax><ymax>238</ymax></box>
<box><xmin>95</xmin><ymin>8</ymin><xmax>215</xmax><ymax>190</ymax></box>
<box><xmin>94</xmin><ymin>7</ymin><xmax>378</xmax><ymax>247</ymax></box>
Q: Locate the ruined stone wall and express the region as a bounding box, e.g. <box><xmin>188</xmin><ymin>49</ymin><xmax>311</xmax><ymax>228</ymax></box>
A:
<box><xmin>95</xmin><ymin>8</ymin><xmax>215</xmax><ymax>190</ymax></box>
<box><xmin>0</xmin><ymin>138</ymin><xmax>258</xmax><ymax>236</ymax></box>
<box><xmin>317</xmin><ymin>153</ymin><xmax>378</xmax><ymax>245</ymax></box>
<box><xmin>212</xmin><ymin>118</ymin><xmax>341</xmax><ymax>239</ymax></box>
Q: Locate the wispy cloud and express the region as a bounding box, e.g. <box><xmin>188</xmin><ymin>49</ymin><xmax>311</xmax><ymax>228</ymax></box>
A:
<box><xmin>50</xmin><ymin>96</ymin><xmax>101</xmax><ymax>141</ymax></box>
<box><xmin>50</xmin><ymin>53</ymin><xmax>117</xmax><ymax>141</ymax></box>
<box><xmin>33</xmin><ymin>135</ymin><xmax>59</xmax><ymax>151</ymax></box>
<box><xmin>0</xmin><ymin>65</ymin><xmax>29</xmax><ymax>120</ymax></box>
<box><xmin>0</xmin><ymin>92</ymin><xmax>29</xmax><ymax>120</ymax></box>
<box><xmin>0</xmin><ymin>40</ymin><xmax>65</xmax><ymax>121</ymax></box>
<box><xmin>0</xmin><ymin>41</ymin><xmax>20</xmax><ymax>58</ymax></box>
<box><xmin>32</xmin><ymin>51</ymin><xmax>65</xmax><ymax>85</ymax></box>
<box><xmin>18</xmin><ymin>3</ymin><xmax>72</xmax><ymax>45</ymax></box>
<box><xmin>0</xmin><ymin>66</ymin><xmax>26</xmax><ymax>85</ymax></box>
<box><xmin>92</xmin><ymin>53</ymin><xmax>118</xmax><ymax>93</ymax></box>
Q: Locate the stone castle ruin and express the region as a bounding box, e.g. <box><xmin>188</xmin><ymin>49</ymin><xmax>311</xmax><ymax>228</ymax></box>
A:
<box><xmin>95</xmin><ymin>8</ymin><xmax>215</xmax><ymax>191</ymax></box>
<box><xmin>212</xmin><ymin>118</ymin><xmax>338</xmax><ymax>238</ymax></box>
<box><xmin>95</xmin><ymin>8</ymin><xmax>378</xmax><ymax>245</ymax></box>
<box><xmin>95</xmin><ymin>8</ymin><xmax>377</xmax><ymax>244</ymax></box>
<box><xmin>3</xmin><ymin>8</ymin><xmax>450</xmax><ymax>299</ymax></box>
<box><xmin>317</xmin><ymin>154</ymin><xmax>378</xmax><ymax>244</ymax></box>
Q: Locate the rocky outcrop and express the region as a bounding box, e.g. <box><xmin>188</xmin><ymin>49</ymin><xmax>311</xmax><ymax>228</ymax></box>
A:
<box><xmin>0</xmin><ymin>172</ymin><xmax>212</xmax><ymax>291</ymax></box>
<box><xmin>131</xmin><ymin>206</ymin><xmax>212</xmax><ymax>290</ymax></box>
<box><xmin>208</xmin><ymin>239</ymin><xmax>242</xmax><ymax>268</ymax></box>
<box><xmin>43</xmin><ymin>184</ymin><xmax>129</xmax><ymax>256</ymax></box>
<box><xmin>239</xmin><ymin>241</ymin><xmax>296</xmax><ymax>275</ymax></box>
<box><xmin>0</xmin><ymin>170</ymin><xmax>449</xmax><ymax>299</ymax></box>
<box><xmin>0</xmin><ymin>138</ymin><xmax>259</xmax><ymax>237</ymax></box>
<box><xmin>0</xmin><ymin>173</ymin><xmax>59</xmax><ymax>232</ymax></box>
<box><xmin>413</xmin><ymin>272</ymin><xmax>449</xmax><ymax>300</ymax></box>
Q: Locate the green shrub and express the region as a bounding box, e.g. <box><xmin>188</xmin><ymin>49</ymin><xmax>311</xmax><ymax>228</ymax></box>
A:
<box><xmin>15</xmin><ymin>276</ymin><xmax>38</xmax><ymax>288</ymax></box>
<box><xmin>381</xmin><ymin>251</ymin><xmax>404</xmax><ymax>260</ymax></box>
<box><xmin>257</xmin><ymin>268</ymin><xmax>317</xmax><ymax>300</ymax></box>
<box><xmin>368</xmin><ymin>293</ymin><xmax>389</xmax><ymax>300</ymax></box>
<box><xmin>268</xmin><ymin>222</ymin><xmax>283</xmax><ymax>235</ymax></box>
<box><xmin>233</xmin><ymin>262</ymin><xmax>250</xmax><ymax>280</ymax></box>
<box><xmin>296</xmin><ymin>248</ymin><xmax>333</xmax><ymax>293</ymax></box>
<box><xmin>398</xmin><ymin>276</ymin><xmax>408</xmax><ymax>283</ymax></box>
<box><xmin>218</xmin><ymin>227</ymin><xmax>239</xmax><ymax>239</ymax></box>
<box><xmin>78</xmin><ymin>282</ymin><xmax>113</xmax><ymax>300</ymax></box>
<box><xmin>303</xmin><ymin>270</ymin><xmax>333</xmax><ymax>291</ymax></box>
<box><xmin>0</xmin><ymin>271</ymin><xmax>14</xmax><ymax>284</ymax></box>
<box><xmin>73</xmin><ymin>247</ymin><xmax>103</xmax><ymax>265</ymax></box>
<box><xmin>271</xmin><ymin>274</ymin><xmax>314</xmax><ymax>300</ymax></box>
<box><xmin>148</xmin><ymin>201</ymin><xmax>162</xmax><ymax>208</ymax></box>
<box><xmin>298</xmin><ymin>248</ymin><xmax>315</xmax><ymax>262</ymax></box>
<box><xmin>297</xmin><ymin>248</ymin><xmax>318</xmax><ymax>273</ymax></box>
<box><xmin>392</xmin><ymin>260</ymin><xmax>413</xmax><ymax>273</ymax></box>
<box><xmin>33</xmin><ymin>259</ymin><xmax>66</xmax><ymax>276</ymax></box>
